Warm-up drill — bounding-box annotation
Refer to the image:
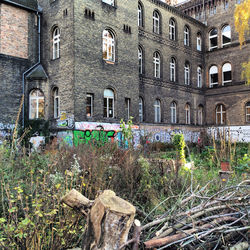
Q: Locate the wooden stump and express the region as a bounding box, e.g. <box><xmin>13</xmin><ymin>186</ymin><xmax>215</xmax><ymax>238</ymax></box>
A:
<box><xmin>82</xmin><ymin>190</ymin><xmax>136</xmax><ymax>250</ymax></box>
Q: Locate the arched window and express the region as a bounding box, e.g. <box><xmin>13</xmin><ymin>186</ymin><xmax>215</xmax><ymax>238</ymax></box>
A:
<box><xmin>138</xmin><ymin>46</ymin><xmax>143</xmax><ymax>74</ymax></box>
<box><xmin>222</xmin><ymin>63</ymin><xmax>232</xmax><ymax>84</ymax></box>
<box><xmin>184</xmin><ymin>26</ymin><xmax>190</xmax><ymax>46</ymax></box>
<box><xmin>197</xmin><ymin>66</ymin><xmax>202</xmax><ymax>88</ymax></box>
<box><xmin>216</xmin><ymin>104</ymin><xmax>226</xmax><ymax>125</ymax></box>
<box><xmin>103</xmin><ymin>29</ymin><xmax>115</xmax><ymax>62</ymax></box>
<box><xmin>171</xmin><ymin>102</ymin><xmax>177</xmax><ymax>123</ymax></box>
<box><xmin>222</xmin><ymin>25</ymin><xmax>231</xmax><ymax>46</ymax></box>
<box><xmin>209</xmin><ymin>28</ymin><xmax>218</xmax><ymax>50</ymax></box>
<box><xmin>153</xmin><ymin>10</ymin><xmax>160</xmax><ymax>34</ymax></box>
<box><xmin>154</xmin><ymin>99</ymin><xmax>161</xmax><ymax>123</ymax></box>
<box><xmin>52</xmin><ymin>27</ymin><xmax>60</xmax><ymax>59</ymax></box>
<box><xmin>246</xmin><ymin>102</ymin><xmax>250</xmax><ymax>122</ymax></box>
<box><xmin>184</xmin><ymin>62</ymin><xmax>190</xmax><ymax>85</ymax></box>
<box><xmin>198</xmin><ymin>105</ymin><xmax>203</xmax><ymax>125</ymax></box>
<box><xmin>52</xmin><ymin>87</ymin><xmax>60</xmax><ymax>118</ymax></box>
<box><xmin>138</xmin><ymin>3</ymin><xmax>143</xmax><ymax>27</ymax></box>
<box><xmin>185</xmin><ymin>104</ymin><xmax>191</xmax><ymax>124</ymax></box>
<box><xmin>139</xmin><ymin>97</ymin><xmax>144</xmax><ymax>122</ymax></box>
<box><xmin>153</xmin><ymin>51</ymin><xmax>161</xmax><ymax>78</ymax></box>
<box><xmin>169</xmin><ymin>19</ymin><xmax>176</xmax><ymax>40</ymax></box>
<box><xmin>104</xmin><ymin>89</ymin><xmax>114</xmax><ymax>118</ymax></box>
<box><xmin>170</xmin><ymin>57</ymin><xmax>176</xmax><ymax>82</ymax></box>
<box><xmin>209</xmin><ymin>65</ymin><xmax>218</xmax><ymax>87</ymax></box>
<box><xmin>197</xmin><ymin>33</ymin><xmax>202</xmax><ymax>51</ymax></box>
<box><xmin>29</xmin><ymin>89</ymin><xmax>45</xmax><ymax>119</ymax></box>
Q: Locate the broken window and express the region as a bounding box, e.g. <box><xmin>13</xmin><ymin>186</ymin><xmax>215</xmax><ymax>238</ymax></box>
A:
<box><xmin>222</xmin><ymin>25</ymin><xmax>231</xmax><ymax>46</ymax></box>
<box><xmin>209</xmin><ymin>28</ymin><xmax>218</xmax><ymax>50</ymax></box>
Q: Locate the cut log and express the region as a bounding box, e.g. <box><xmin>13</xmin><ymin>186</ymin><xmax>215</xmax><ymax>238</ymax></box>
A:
<box><xmin>82</xmin><ymin>190</ymin><xmax>136</xmax><ymax>250</ymax></box>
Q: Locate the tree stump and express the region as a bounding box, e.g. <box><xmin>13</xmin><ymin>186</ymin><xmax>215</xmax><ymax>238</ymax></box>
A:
<box><xmin>82</xmin><ymin>190</ymin><xmax>136</xmax><ymax>250</ymax></box>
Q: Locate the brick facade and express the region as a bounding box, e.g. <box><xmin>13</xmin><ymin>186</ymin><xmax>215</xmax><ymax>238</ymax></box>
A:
<box><xmin>0</xmin><ymin>0</ymin><xmax>249</xmax><ymax>133</ymax></box>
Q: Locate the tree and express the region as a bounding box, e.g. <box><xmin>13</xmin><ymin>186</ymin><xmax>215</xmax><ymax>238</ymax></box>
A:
<box><xmin>234</xmin><ymin>0</ymin><xmax>250</xmax><ymax>85</ymax></box>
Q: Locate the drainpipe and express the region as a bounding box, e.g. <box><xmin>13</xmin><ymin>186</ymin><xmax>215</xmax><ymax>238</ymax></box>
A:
<box><xmin>22</xmin><ymin>12</ymin><xmax>41</xmax><ymax>128</ymax></box>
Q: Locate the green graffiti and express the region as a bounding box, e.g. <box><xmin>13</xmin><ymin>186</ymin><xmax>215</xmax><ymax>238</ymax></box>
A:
<box><xmin>73</xmin><ymin>130</ymin><xmax>116</xmax><ymax>146</ymax></box>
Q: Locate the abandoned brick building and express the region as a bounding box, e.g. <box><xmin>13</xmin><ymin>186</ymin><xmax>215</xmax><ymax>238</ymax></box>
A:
<box><xmin>0</xmin><ymin>0</ymin><xmax>249</xmax><ymax>142</ymax></box>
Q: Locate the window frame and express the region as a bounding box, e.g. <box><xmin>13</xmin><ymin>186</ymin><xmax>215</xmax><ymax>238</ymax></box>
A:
<box><xmin>139</xmin><ymin>97</ymin><xmax>144</xmax><ymax>122</ymax></box>
<box><xmin>102</xmin><ymin>29</ymin><xmax>115</xmax><ymax>62</ymax></box>
<box><xmin>169</xmin><ymin>19</ymin><xmax>176</xmax><ymax>40</ymax></box>
<box><xmin>138</xmin><ymin>2</ymin><xmax>143</xmax><ymax>27</ymax></box>
<box><xmin>198</xmin><ymin>105</ymin><xmax>203</xmax><ymax>125</ymax></box>
<box><xmin>153</xmin><ymin>10</ymin><xmax>160</xmax><ymax>34</ymax></box>
<box><xmin>86</xmin><ymin>93</ymin><xmax>93</xmax><ymax>118</ymax></box>
<box><xmin>52</xmin><ymin>27</ymin><xmax>60</xmax><ymax>60</ymax></box>
<box><xmin>154</xmin><ymin>99</ymin><xmax>161</xmax><ymax>123</ymax></box>
<box><xmin>170</xmin><ymin>57</ymin><xmax>176</xmax><ymax>82</ymax></box>
<box><xmin>197</xmin><ymin>66</ymin><xmax>202</xmax><ymax>88</ymax></box>
<box><xmin>125</xmin><ymin>98</ymin><xmax>131</xmax><ymax>120</ymax></box>
<box><xmin>222</xmin><ymin>25</ymin><xmax>231</xmax><ymax>47</ymax></box>
<box><xmin>184</xmin><ymin>26</ymin><xmax>190</xmax><ymax>46</ymax></box>
<box><xmin>197</xmin><ymin>33</ymin><xmax>202</xmax><ymax>51</ymax></box>
<box><xmin>222</xmin><ymin>63</ymin><xmax>232</xmax><ymax>85</ymax></box>
<box><xmin>53</xmin><ymin>87</ymin><xmax>60</xmax><ymax>119</ymax></box>
<box><xmin>102</xmin><ymin>0</ymin><xmax>115</xmax><ymax>6</ymax></box>
<box><xmin>246</xmin><ymin>102</ymin><xmax>250</xmax><ymax>123</ymax></box>
<box><xmin>153</xmin><ymin>51</ymin><xmax>161</xmax><ymax>79</ymax></box>
<box><xmin>216</xmin><ymin>104</ymin><xmax>226</xmax><ymax>125</ymax></box>
<box><xmin>138</xmin><ymin>46</ymin><xmax>143</xmax><ymax>75</ymax></box>
<box><xmin>103</xmin><ymin>89</ymin><xmax>114</xmax><ymax>118</ymax></box>
<box><xmin>29</xmin><ymin>89</ymin><xmax>45</xmax><ymax>120</ymax></box>
<box><xmin>184</xmin><ymin>62</ymin><xmax>190</xmax><ymax>85</ymax></box>
<box><xmin>185</xmin><ymin>104</ymin><xmax>191</xmax><ymax>124</ymax></box>
<box><xmin>171</xmin><ymin>102</ymin><xmax>177</xmax><ymax>124</ymax></box>
<box><xmin>209</xmin><ymin>28</ymin><xmax>218</xmax><ymax>50</ymax></box>
<box><xmin>209</xmin><ymin>65</ymin><xmax>219</xmax><ymax>87</ymax></box>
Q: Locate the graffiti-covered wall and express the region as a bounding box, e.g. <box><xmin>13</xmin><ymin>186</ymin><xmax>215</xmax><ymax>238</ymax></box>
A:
<box><xmin>0</xmin><ymin>123</ymin><xmax>15</xmax><ymax>144</ymax></box>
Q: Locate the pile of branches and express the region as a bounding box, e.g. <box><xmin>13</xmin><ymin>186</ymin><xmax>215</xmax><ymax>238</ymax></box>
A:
<box><xmin>139</xmin><ymin>180</ymin><xmax>250</xmax><ymax>249</ymax></box>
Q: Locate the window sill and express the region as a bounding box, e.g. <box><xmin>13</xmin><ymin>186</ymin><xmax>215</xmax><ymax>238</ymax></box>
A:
<box><xmin>51</xmin><ymin>57</ymin><xmax>60</xmax><ymax>61</ymax></box>
<box><xmin>103</xmin><ymin>60</ymin><xmax>115</xmax><ymax>65</ymax></box>
<box><xmin>102</xmin><ymin>2</ymin><xmax>117</xmax><ymax>10</ymax></box>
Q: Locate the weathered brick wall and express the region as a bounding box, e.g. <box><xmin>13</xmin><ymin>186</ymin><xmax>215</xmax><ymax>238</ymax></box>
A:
<box><xmin>139</xmin><ymin>0</ymin><xmax>205</xmax><ymax>125</ymax></box>
<box><xmin>0</xmin><ymin>4</ymin><xmax>29</xmax><ymax>58</ymax></box>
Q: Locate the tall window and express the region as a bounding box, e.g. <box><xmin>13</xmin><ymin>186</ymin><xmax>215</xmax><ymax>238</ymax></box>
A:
<box><xmin>169</xmin><ymin>19</ymin><xmax>176</xmax><ymax>40</ymax></box>
<box><xmin>198</xmin><ymin>105</ymin><xmax>203</xmax><ymax>125</ymax></box>
<box><xmin>125</xmin><ymin>98</ymin><xmax>130</xmax><ymax>120</ymax></box>
<box><xmin>197</xmin><ymin>66</ymin><xmax>202</xmax><ymax>88</ymax></box>
<box><xmin>53</xmin><ymin>88</ymin><xmax>60</xmax><ymax>118</ymax></box>
<box><xmin>224</xmin><ymin>0</ymin><xmax>229</xmax><ymax>9</ymax></box>
<box><xmin>216</xmin><ymin>104</ymin><xmax>226</xmax><ymax>125</ymax></box>
<box><xmin>138</xmin><ymin>3</ymin><xmax>143</xmax><ymax>27</ymax></box>
<box><xmin>86</xmin><ymin>94</ymin><xmax>93</xmax><ymax>117</ymax></box>
<box><xmin>171</xmin><ymin>102</ymin><xmax>177</xmax><ymax>123</ymax></box>
<box><xmin>104</xmin><ymin>89</ymin><xmax>114</xmax><ymax>118</ymax></box>
<box><xmin>222</xmin><ymin>25</ymin><xmax>231</xmax><ymax>46</ymax></box>
<box><xmin>184</xmin><ymin>26</ymin><xmax>190</xmax><ymax>46</ymax></box>
<box><xmin>184</xmin><ymin>62</ymin><xmax>190</xmax><ymax>85</ymax></box>
<box><xmin>209</xmin><ymin>65</ymin><xmax>218</xmax><ymax>87</ymax></box>
<box><xmin>52</xmin><ymin>27</ymin><xmax>60</xmax><ymax>59</ymax></box>
<box><xmin>153</xmin><ymin>10</ymin><xmax>160</xmax><ymax>34</ymax></box>
<box><xmin>154</xmin><ymin>100</ymin><xmax>161</xmax><ymax>123</ymax></box>
<box><xmin>153</xmin><ymin>52</ymin><xmax>161</xmax><ymax>78</ymax></box>
<box><xmin>209</xmin><ymin>28</ymin><xmax>218</xmax><ymax>50</ymax></box>
<box><xmin>138</xmin><ymin>46</ymin><xmax>143</xmax><ymax>74</ymax></box>
<box><xmin>103</xmin><ymin>29</ymin><xmax>115</xmax><ymax>62</ymax></box>
<box><xmin>29</xmin><ymin>89</ymin><xmax>45</xmax><ymax>119</ymax></box>
<box><xmin>102</xmin><ymin>0</ymin><xmax>114</xmax><ymax>6</ymax></box>
<box><xmin>139</xmin><ymin>97</ymin><xmax>144</xmax><ymax>122</ymax></box>
<box><xmin>197</xmin><ymin>33</ymin><xmax>202</xmax><ymax>51</ymax></box>
<box><xmin>222</xmin><ymin>63</ymin><xmax>232</xmax><ymax>84</ymax></box>
<box><xmin>170</xmin><ymin>57</ymin><xmax>176</xmax><ymax>82</ymax></box>
<box><xmin>185</xmin><ymin>104</ymin><xmax>191</xmax><ymax>124</ymax></box>
<box><xmin>246</xmin><ymin>102</ymin><xmax>250</xmax><ymax>122</ymax></box>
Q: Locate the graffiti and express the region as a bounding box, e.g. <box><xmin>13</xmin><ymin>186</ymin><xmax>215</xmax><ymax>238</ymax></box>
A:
<box><xmin>29</xmin><ymin>136</ymin><xmax>45</xmax><ymax>152</ymax></box>
<box><xmin>0</xmin><ymin>123</ymin><xmax>15</xmax><ymax>144</ymax></box>
<box><xmin>57</xmin><ymin>112</ymin><xmax>74</xmax><ymax>129</ymax></box>
<box><xmin>73</xmin><ymin>130</ymin><xmax>117</xmax><ymax>146</ymax></box>
<box><xmin>57</xmin><ymin>131</ymin><xmax>73</xmax><ymax>146</ymax></box>
<box><xmin>207</xmin><ymin>126</ymin><xmax>250</xmax><ymax>143</ymax></box>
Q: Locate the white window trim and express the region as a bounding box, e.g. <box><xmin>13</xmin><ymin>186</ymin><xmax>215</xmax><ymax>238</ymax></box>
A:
<box><xmin>153</xmin><ymin>11</ymin><xmax>160</xmax><ymax>34</ymax></box>
<box><xmin>126</xmin><ymin>98</ymin><xmax>130</xmax><ymax>120</ymax></box>
<box><xmin>171</xmin><ymin>102</ymin><xmax>177</xmax><ymax>123</ymax></box>
<box><xmin>222</xmin><ymin>63</ymin><xmax>232</xmax><ymax>85</ymax></box>
<box><xmin>170</xmin><ymin>58</ymin><xmax>176</xmax><ymax>82</ymax></box>
<box><xmin>138</xmin><ymin>3</ymin><xmax>143</xmax><ymax>27</ymax></box>
<box><xmin>53</xmin><ymin>88</ymin><xmax>60</xmax><ymax>119</ymax></box>
<box><xmin>139</xmin><ymin>98</ymin><xmax>143</xmax><ymax>122</ymax></box>
<box><xmin>209</xmin><ymin>66</ymin><xmax>218</xmax><ymax>87</ymax></box>
<box><xmin>102</xmin><ymin>0</ymin><xmax>114</xmax><ymax>6</ymax></box>
<box><xmin>154</xmin><ymin>100</ymin><xmax>161</xmax><ymax>123</ymax></box>
<box><xmin>29</xmin><ymin>90</ymin><xmax>44</xmax><ymax>120</ymax></box>
<box><xmin>184</xmin><ymin>64</ymin><xmax>190</xmax><ymax>85</ymax></box>
<box><xmin>197</xmin><ymin>67</ymin><xmax>202</xmax><ymax>88</ymax></box>
<box><xmin>103</xmin><ymin>30</ymin><xmax>115</xmax><ymax>62</ymax></box>
<box><xmin>185</xmin><ymin>104</ymin><xmax>191</xmax><ymax>124</ymax></box>
<box><xmin>169</xmin><ymin>19</ymin><xmax>175</xmax><ymax>40</ymax></box>
<box><xmin>138</xmin><ymin>47</ymin><xmax>143</xmax><ymax>74</ymax></box>
<box><xmin>216</xmin><ymin>105</ymin><xmax>226</xmax><ymax>125</ymax></box>
<box><xmin>153</xmin><ymin>52</ymin><xmax>160</xmax><ymax>78</ymax></box>
<box><xmin>86</xmin><ymin>94</ymin><xmax>93</xmax><ymax>118</ymax></box>
<box><xmin>52</xmin><ymin>27</ymin><xmax>60</xmax><ymax>60</ymax></box>
<box><xmin>209</xmin><ymin>29</ymin><xmax>218</xmax><ymax>50</ymax></box>
<box><xmin>222</xmin><ymin>25</ymin><xmax>231</xmax><ymax>47</ymax></box>
<box><xmin>197</xmin><ymin>35</ymin><xmax>201</xmax><ymax>51</ymax></box>
<box><xmin>246</xmin><ymin>103</ymin><xmax>250</xmax><ymax>122</ymax></box>
<box><xmin>184</xmin><ymin>27</ymin><xmax>190</xmax><ymax>46</ymax></box>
